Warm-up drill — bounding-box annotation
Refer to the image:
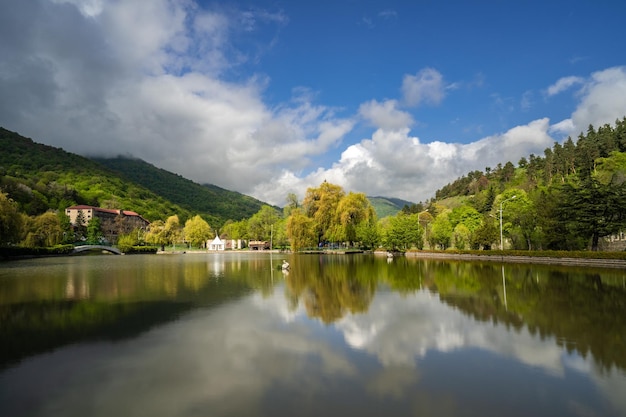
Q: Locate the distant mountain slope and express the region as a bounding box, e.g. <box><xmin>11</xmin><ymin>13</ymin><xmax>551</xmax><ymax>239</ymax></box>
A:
<box><xmin>368</xmin><ymin>196</ymin><xmax>413</xmax><ymax>218</ymax></box>
<box><xmin>93</xmin><ymin>156</ymin><xmax>268</xmax><ymax>222</ymax></box>
<box><xmin>0</xmin><ymin>127</ymin><xmax>187</xmax><ymax>221</ymax></box>
<box><xmin>0</xmin><ymin>127</ymin><xmax>266</xmax><ymax>225</ymax></box>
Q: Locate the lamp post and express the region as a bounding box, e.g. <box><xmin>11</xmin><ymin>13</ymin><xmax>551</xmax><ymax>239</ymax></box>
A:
<box><xmin>499</xmin><ymin>195</ymin><xmax>516</xmax><ymax>250</ymax></box>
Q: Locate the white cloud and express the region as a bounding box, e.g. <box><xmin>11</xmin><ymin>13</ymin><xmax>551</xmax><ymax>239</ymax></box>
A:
<box><xmin>547</xmin><ymin>66</ymin><xmax>626</xmax><ymax>138</ymax></box>
<box><xmin>0</xmin><ymin>0</ymin><xmax>351</xmax><ymax>201</ymax></box>
<box><xmin>269</xmin><ymin>118</ymin><xmax>553</xmax><ymax>203</ymax></box>
<box><xmin>402</xmin><ymin>68</ymin><xmax>445</xmax><ymax>107</ymax></box>
<box><xmin>2</xmin><ymin>1</ymin><xmax>626</xmax><ymax>208</ymax></box>
<box><xmin>359</xmin><ymin>99</ymin><xmax>414</xmax><ymax>130</ymax></box>
<box><xmin>546</xmin><ymin>75</ymin><xmax>584</xmax><ymax>96</ymax></box>
<box><xmin>570</xmin><ymin>67</ymin><xmax>626</xmax><ymax>131</ymax></box>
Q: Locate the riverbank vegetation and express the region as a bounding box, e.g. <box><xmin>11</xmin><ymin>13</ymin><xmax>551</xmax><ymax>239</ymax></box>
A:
<box><xmin>2</xmin><ymin>117</ymin><xmax>626</xmax><ymax>255</ymax></box>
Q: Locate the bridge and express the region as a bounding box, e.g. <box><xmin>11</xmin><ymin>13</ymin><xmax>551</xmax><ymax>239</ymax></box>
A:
<box><xmin>72</xmin><ymin>245</ymin><xmax>123</xmax><ymax>255</ymax></box>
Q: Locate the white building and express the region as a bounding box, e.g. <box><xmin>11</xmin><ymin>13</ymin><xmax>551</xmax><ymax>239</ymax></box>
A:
<box><xmin>208</xmin><ymin>236</ymin><xmax>225</xmax><ymax>251</ymax></box>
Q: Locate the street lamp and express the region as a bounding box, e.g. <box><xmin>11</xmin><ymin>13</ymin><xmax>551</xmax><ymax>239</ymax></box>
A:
<box><xmin>499</xmin><ymin>195</ymin><xmax>516</xmax><ymax>250</ymax></box>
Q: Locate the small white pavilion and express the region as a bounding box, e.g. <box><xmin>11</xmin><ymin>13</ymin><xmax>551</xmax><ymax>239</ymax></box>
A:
<box><xmin>208</xmin><ymin>236</ymin><xmax>225</xmax><ymax>251</ymax></box>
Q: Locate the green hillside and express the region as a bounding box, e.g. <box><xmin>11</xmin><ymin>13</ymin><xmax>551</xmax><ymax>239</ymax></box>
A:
<box><xmin>0</xmin><ymin>127</ymin><xmax>266</xmax><ymax>226</ymax></box>
<box><xmin>368</xmin><ymin>196</ymin><xmax>413</xmax><ymax>218</ymax></box>
<box><xmin>93</xmin><ymin>157</ymin><xmax>268</xmax><ymax>224</ymax></box>
<box><xmin>424</xmin><ymin>118</ymin><xmax>626</xmax><ymax>251</ymax></box>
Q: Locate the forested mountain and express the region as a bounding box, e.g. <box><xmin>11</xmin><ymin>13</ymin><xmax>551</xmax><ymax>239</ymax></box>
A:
<box><xmin>93</xmin><ymin>156</ymin><xmax>268</xmax><ymax>223</ymax></box>
<box><xmin>426</xmin><ymin>117</ymin><xmax>626</xmax><ymax>251</ymax></box>
<box><xmin>0</xmin><ymin>127</ymin><xmax>266</xmax><ymax>226</ymax></box>
<box><xmin>367</xmin><ymin>196</ymin><xmax>413</xmax><ymax>218</ymax></box>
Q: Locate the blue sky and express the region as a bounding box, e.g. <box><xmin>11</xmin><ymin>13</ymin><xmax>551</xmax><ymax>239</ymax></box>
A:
<box><xmin>1</xmin><ymin>0</ymin><xmax>626</xmax><ymax>206</ymax></box>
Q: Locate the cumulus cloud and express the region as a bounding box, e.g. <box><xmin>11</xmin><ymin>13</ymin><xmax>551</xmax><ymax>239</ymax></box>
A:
<box><xmin>358</xmin><ymin>99</ymin><xmax>414</xmax><ymax>130</ymax></box>
<box><xmin>548</xmin><ymin>66</ymin><xmax>626</xmax><ymax>138</ymax></box>
<box><xmin>0</xmin><ymin>0</ymin><xmax>351</xmax><ymax>199</ymax></box>
<box><xmin>260</xmin><ymin>119</ymin><xmax>553</xmax><ymax>204</ymax></box>
<box><xmin>401</xmin><ymin>68</ymin><xmax>445</xmax><ymax>107</ymax></box>
<box><xmin>2</xmin><ymin>1</ymin><xmax>626</xmax><ymax>207</ymax></box>
<box><xmin>570</xmin><ymin>67</ymin><xmax>626</xmax><ymax>130</ymax></box>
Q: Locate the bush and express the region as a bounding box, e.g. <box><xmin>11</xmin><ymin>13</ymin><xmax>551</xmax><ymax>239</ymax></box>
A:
<box><xmin>123</xmin><ymin>246</ymin><xmax>158</xmax><ymax>254</ymax></box>
<box><xmin>0</xmin><ymin>244</ymin><xmax>74</xmax><ymax>258</ymax></box>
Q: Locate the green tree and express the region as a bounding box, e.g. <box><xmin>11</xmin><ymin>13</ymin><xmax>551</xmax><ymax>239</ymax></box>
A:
<box><xmin>23</xmin><ymin>211</ymin><xmax>62</xmax><ymax>247</ymax></box>
<box><xmin>302</xmin><ymin>181</ymin><xmax>345</xmax><ymax>244</ymax></box>
<box><xmin>283</xmin><ymin>193</ymin><xmax>299</xmax><ymax>217</ymax></box>
<box><xmin>74</xmin><ymin>209</ymin><xmax>87</xmax><ymax>240</ymax></box>
<box><xmin>248</xmin><ymin>205</ymin><xmax>281</xmax><ymax>241</ymax></box>
<box><xmin>430</xmin><ymin>211</ymin><xmax>453</xmax><ymax>249</ymax></box>
<box><xmin>0</xmin><ymin>191</ymin><xmax>23</xmax><ymax>245</ymax></box>
<box><xmin>183</xmin><ymin>215</ymin><xmax>211</xmax><ymax>248</ymax></box>
<box><xmin>453</xmin><ymin>223</ymin><xmax>471</xmax><ymax>250</ymax></box>
<box><xmin>384</xmin><ymin>213</ymin><xmax>422</xmax><ymax>250</ymax></box>
<box><xmin>87</xmin><ymin>216</ymin><xmax>103</xmax><ymax>244</ymax></box>
<box><xmin>286</xmin><ymin>208</ymin><xmax>317</xmax><ymax>251</ymax></box>
<box><xmin>559</xmin><ymin>154</ymin><xmax>626</xmax><ymax>251</ymax></box>
<box><xmin>335</xmin><ymin>192</ymin><xmax>376</xmax><ymax>246</ymax></box>
<box><xmin>58</xmin><ymin>209</ymin><xmax>73</xmax><ymax>243</ymax></box>
<box><xmin>165</xmin><ymin>215</ymin><xmax>182</xmax><ymax>247</ymax></box>
<box><xmin>471</xmin><ymin>216</ymin><xmax>498</xmax><ymax>250</ymax></box>
<box><xmin>146</xmin><ymin>219</ymin><xmax>167</xmax><ymax>251</ymax></box>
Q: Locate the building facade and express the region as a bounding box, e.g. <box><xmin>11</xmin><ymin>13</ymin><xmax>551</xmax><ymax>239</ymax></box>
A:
<box><xmin>65</xmin><ymin>205</ymin><xmax>150</xmax><ymax>243</ymax></box>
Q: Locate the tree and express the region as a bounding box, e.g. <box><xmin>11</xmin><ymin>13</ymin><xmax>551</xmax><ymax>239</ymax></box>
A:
<box><xmin>335</xmin><ymin>192</ymin><xmax>376</xmax><ymax>246</ymax></box>
<box><xmin>23</xmin><ymin>211</ymin><xmax>62</xmax><ymax>247</ymax></box>
<box><xmin>86</xmin><ymin>216</ymin><xmax>103</xmax><ymax>244</ymax></box>
<box><xmin>222</xmin><ymin>219</ymin><xmax>248</xmax><ymax>241</ymax></box>
<box><xmin>559</xmin><ymin>154</ymin><xmax>626</xmax><ymax>250</ymax></box>
<box><xmin>146</xmin><ymin>219</ymin><xmax>167</xmax><ymax>251</ymax></box>
<box><xmin>58</xmin><ymin>209</ymin><xmax>73</xmax><ymax>243</ymax></box>
<box><xmin>286</xmin><ymin>208</ymin><xmax>317</xmax><ymax>251</ymax></box>
<box><xmin>383</xmin><ymin>213</ymin><xmax>422</xmax><ymax>251</ymax></box>
<box><xmin>302</xmin><ymin>181</ymin><xmax>345</xmax><ymax>244</ymax></box>
<box><xmin>471</xmin><ymin>216</ymin><xmax>498</xmax><ymax>250</ymax></box>
<box><xmin>453</xmin><ymin>223</ymin><xmax>471</xmax><ymax>250</ymax></box>
<box><xmin>74</xmin><ymin>209</ymin><xmax>87</xmax><ymax>240</ymax></box>
<box><xmin>283</xmin><ymin>193</ymin><xmax>299</xmax><ymax>217</ymax></box>
<box><xmin>449</xmin><ymin>205</ymin><xmax>482</xmax><ymax>234</ymax></box>
<box><xmin>165</xmin><ymin>215</ymin><xmax>182</xmax><ymax>247</ymax></box>
<box><xmin>0</xmin><ymin>191</ymin><xmax>23</xmax><ymax>245</ymax></box>
<box><xmin>248</xmin><ymin>205</ymin><xmax>281</xmax><ymax>241</ymax></box>
<box><xmin>183</xmin><ymin>215</ymin><xmax>211</xmax><ymax>248</ymax></box>
<box><xmin>430</xmin><ymin>211</ymin><xmax>453</xmax><ymax>249</ymax></box>
<box><xmin>500</xmin><ymin>190</ymin><xmax>538</xmax><ymax>250</ymax></box>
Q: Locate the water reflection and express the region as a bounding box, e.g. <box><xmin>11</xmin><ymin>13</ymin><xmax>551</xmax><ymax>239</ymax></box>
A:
<box><xmin>0</xmin><ymin>254</ymin><xmax>625</xmax><ymax>416</ymax></box>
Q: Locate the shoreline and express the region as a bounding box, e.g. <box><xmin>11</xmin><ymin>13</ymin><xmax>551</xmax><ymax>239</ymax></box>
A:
<box><xmin>161</xmin><ymin>248</ymin><xmax>626</xmax><ymax>269</ymax></box>
<box><xmin>4</xmin><ymin>248</ymin><xmax>625</xmax><ymax>269</ymax></box>
<box><xmin>393</xmin><ymin>250</ymin><xmax>626</xmax><ymax>269</ymax></box>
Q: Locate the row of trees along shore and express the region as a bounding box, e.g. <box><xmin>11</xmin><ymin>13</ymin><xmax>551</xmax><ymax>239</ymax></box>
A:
<box><xmin>1</xmin><ymin>117</ymin><xmax>626</xmax><ymax>253</ymax></box>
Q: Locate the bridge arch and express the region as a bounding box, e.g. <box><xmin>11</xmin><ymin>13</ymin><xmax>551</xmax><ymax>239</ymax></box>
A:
<box><xmin>72</xmin><ymin>245</ymin><xmax>123</xmax><ymax>255</ymax></box>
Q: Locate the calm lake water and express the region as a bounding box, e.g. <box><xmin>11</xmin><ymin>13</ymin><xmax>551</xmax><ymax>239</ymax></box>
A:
<box><xmin>1</xmin><ymin>253</ymin><xmax>625</xmax><ymax>417</ymax></box>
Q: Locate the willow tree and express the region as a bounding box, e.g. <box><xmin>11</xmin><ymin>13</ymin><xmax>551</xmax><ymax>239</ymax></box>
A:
<box><xmin>183</xmin><ymin>215</ymin><xmax>211</xmax><ymax>248</ymax></box>
<box><xmin>335</xmin><ymin>192</ymin><xmax>377</xmax><ymax>246</ymax></box>
<box><xmin>286</xmin><ymin>208</ymin><xmax>317</xmax><ymax>251</ymax></box>
<box><xmin>0</xmin><ymin>191</ymin><xmax>23</xmax><ymax>245</ymax></box>
<box><xmin>302</xmin><ymin>181</ymin><xmax>345</xmax><ymax>244</ymax></box>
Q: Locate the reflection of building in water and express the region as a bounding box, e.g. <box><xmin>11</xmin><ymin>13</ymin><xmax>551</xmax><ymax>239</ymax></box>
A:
<box><xmin>65</xmin><ymin>276</ymin><xmax>90</xmax><ymax>299</ymax></box>
<box><xmin>210</xmin><ymin>257</ymin><xmax>225</xmax><ymax>277</ymax></box>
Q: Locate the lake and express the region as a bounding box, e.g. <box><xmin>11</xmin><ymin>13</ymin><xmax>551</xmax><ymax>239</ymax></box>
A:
<box><xmin>1</xmin><ymin>253</ymin><xmax>625</xmax><ymax>417</ymax></box>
